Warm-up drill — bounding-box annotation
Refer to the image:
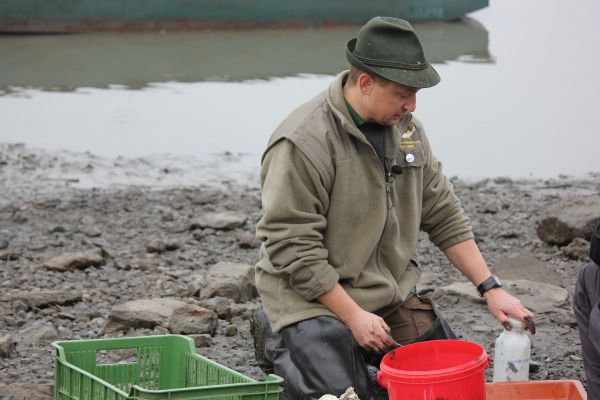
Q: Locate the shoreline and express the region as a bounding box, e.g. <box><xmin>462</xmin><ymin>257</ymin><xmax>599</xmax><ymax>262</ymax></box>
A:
<box><xmin>1</xmin><ymin>142</ymin><xmax>599</xmax><ymax>197</ymax></box>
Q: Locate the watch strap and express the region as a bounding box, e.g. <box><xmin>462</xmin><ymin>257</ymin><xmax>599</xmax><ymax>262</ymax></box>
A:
<box><xmin>477</xmin><ymin>275</ymin><xmax>502</xmax><ymax>297</ymax></box>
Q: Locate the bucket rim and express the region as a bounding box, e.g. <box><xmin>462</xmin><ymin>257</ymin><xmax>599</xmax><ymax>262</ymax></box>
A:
<box><xmin>379</xmin><ymin>339</ymin><xmax>490</xmax><ymax>383</ymax></box>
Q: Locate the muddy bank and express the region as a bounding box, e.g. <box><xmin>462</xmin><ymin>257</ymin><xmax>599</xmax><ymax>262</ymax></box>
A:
<box><xmin>0</xmin><ymin>143</ymin><xmax>599</xmax><ymax>397</ymax></box>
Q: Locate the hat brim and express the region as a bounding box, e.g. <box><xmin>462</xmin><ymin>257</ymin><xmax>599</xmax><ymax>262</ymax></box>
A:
<box><xmin>345</xmin><ymin>38</ymin><xmax>440</xmax><ymax>89</ymax></box>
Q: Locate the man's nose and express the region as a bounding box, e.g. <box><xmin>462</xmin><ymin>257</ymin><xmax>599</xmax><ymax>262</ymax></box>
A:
<box><xmin>402</xmin><ymin>94</ymin><xmax>417</xmax><ymax>112</ymax></box>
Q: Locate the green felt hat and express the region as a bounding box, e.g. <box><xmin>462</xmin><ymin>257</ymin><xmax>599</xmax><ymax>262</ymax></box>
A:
<box><xmin>346</xmin><ymin>16</ymin><xmax>440</xmax><ymax>88</ymax></box>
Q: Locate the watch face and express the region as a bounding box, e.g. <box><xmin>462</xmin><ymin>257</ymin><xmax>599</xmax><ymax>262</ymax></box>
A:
<box><xmin>487</xmin><ymin>276</ymin><xmax>502</xmax><ymax>289</ymax></box>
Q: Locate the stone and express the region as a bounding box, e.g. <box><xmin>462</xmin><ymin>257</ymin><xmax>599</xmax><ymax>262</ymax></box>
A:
<box><xmin>195</xmin><ymin>262</ymin><xmax>257</xmax><ymax>302</ymax></box>
<box><xmin>80</xmin><ymin>225</ymin><xmax>102</xmax><ymax>237</ymax></box>
<box><xmin>231</xmin><ymin>316</ymin><xmax>245</xmax><ymax>328</ymax></box>
<box><xmin>58</xmin><ymin>312</ymin><xmax>76</xmax><ymax>321</ymax></box>
<box><xmin>27</xmin><ymin>242</ymin><xmax>47</xmax><ymax>251</ymax></box>
<box><xmin>416</xmin><ymin>272</ymin><xmax>440</xmax><ymax>294</ymax></box>
<box><xmin>91</xmin><ymin>317</ymin><xmax>106</xmax><ymax>328</ymax></box>
<box><xmin>79</xmin><ymin>216</ymin><xmax>102</xmax><ymax>237</ymax></box>
<box><xmin>49</xmin><ymin>225</ymin><xmax>67</xmax><ymax>233</ymax></box>
<box><xmin>482</xmin><ymin>202</ymin><xmax>500</xmax><ymax>214</ymax></box>
<box><xmin>146</xmin><ymin>238</ymin><xmax>182</xmax><ymax>254</ymax></box>
<box><xmin>504</xmin><ymin>280</ymin><xmax>569</xmax><ymax>313</ymax></box>
<box><xmin>0</xmin><ymin>247</ymin><xmax>23</xmax><ymax>260</ymax></box>
<box><xmin>529</xmin><ymin>360</ymin><xmax>541</xmax><ymax>373</ymax></box>
<box><xmin>163</xmin><ymin>239</ymin><xmax>182</xmax><ymax>251</ymax></box>
<box><xmin>0</xmin><ymin>383</ymin><xmax>54</xmax><ymax>400</ymax></box>
<box><xmin>192</xmin><ymin>231</ymin><xmax>204</xmax><ymax>241</ymax></box>
<box><xmin>190</xmin><ymin>191</ymin><xmax>220</xmax><ymax>205</ymax></box>
<box><xmin>235</xmin><ymin>231</ymin><xmax>259</xmax><ymax>248</ymax></box>
<box><xmin>198</xmin><ymin>296</ymin><xmax>236</xmax><ymax>320</ymax></box>
<box><xmin>58</xmin><ymin>326</ymin><xmax>73</xmax><ymax>339</ymax></box>
<box><xmin>230</xmin><ymin>302</ymin><xmax>258</xmax><ymax>319</ymax></box>
<box><xmin>340</xmin><ymin>387</ymin><xmax>361</xmax><ymax>400</ymax></box>
<box><xmin>561</xmin><ymin>238</ymin><xmax>591</xmax><ymax>261</ymax></box>
<box><xmin>497</xmin><ymin>231</ymin><xmax>520</xmax><ymax>239</ymax></box>
<box><xmin>153</xmin><ymin>325</ymin><xmax>171</xmax><ymax>335</ymax></box>
<box><xmin>434</xmin><ymin>294</ymin><xmax>459</xmax><ymax>308</ymax></box>
<box><xmin>494</xmin><ymin>177</ymin><xmax>513</xmax><ymax>184</ymax></box>
<box><xmin>433</xmin><ymin>281</ymin><xmax>484</xmax><ymax>304</ymax></box>
<box><xmin>471</xmin><ymin>324</ymin><xmax>494</xmax><ymax>333</ymax></box>
<box><xmin>200</xmin><ymin>301</ymin><xmax>251</xmax><ymax>321</ymax></box>
<box><xmin>161</xmin><ymin>212</ymin><xmax>176</xmax><ymax>222</ymax></box>
<box><xmin>44</xmin><ymin>248</ymin><xmax>104</xmax><ymax>271</ymax></box>
<box><xmin>12</xmin><ymin>214</ymin><xmax>28</xmax><ymax>224</ymax></box>
<box><xmin>1</xmin><ymin>290</ymin><xmax>83</xmax><ymax>308</ymax></box>
<box><xmin>492</xmin><ymin>252</ymin><xmax>562</xmax><ymax>286</ymax></box>
<box><xmin>224</xmin><ymin>324</ymin><xmax>238</xmax><ymax>337</ymax></box>
<box><xmin>190</xmin><ymin>211</ymin><xmax>247</xmax><ymax>231</ymax></box>
<box><xmin>506</xmin><ymin>279</ymin><xmax>569</xmax><ymax>304</ymax></box>
<box><xmin>536</xmin><ymin>196</ymin><xmax>600</xmax><ymax>245</ymax></box>
<box><xmin>91</xmin><ymin>239</ymin><xmax>117</xmax><ymax>259</ymax></box>
<box><xmin>0</xmin><ymin>334</ymin><xmax>15</xmax><ymax>358</ymax></box>
<box><xmin>168</xmin><ymin>304</ymin><xmax>218</xmax><ymax>335</ymax></box>
<box><xmin>550</xmin><ymin>312</ymin><xmax>578</xmax><ymax>328</ymax></box>
<box><xmin>106</xmin><ymin>298</ymin><xmax>182</xmax><ymax>332</ymax></box>
<box><xmin>18</xmin><ymin>322</ymin><xmax>60</xmax><ymax>344</ymax></box>
<box><xmin>0</xmin><ymin>239</ymin><xmax>8</xmax><ymax>250</ymax></box>
<box><xmin>189</xmin><ymin>333</ymin><xmax>212</xmax><ymax>347</ymax></box>
<box><xmin>13</xmin><ymin>299</ymin><xmax>28</xmax><ymax>314</ymax></box>
<box><xmin>106</xmin><ymin>298</ymin><xmax>217</xmax><ymax>335</ymax></box>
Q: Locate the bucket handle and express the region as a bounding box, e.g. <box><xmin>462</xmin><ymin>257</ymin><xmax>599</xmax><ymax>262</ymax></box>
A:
<box><xmin>376</xmin><ymin>369</ymin><xmax>387</xmax><ymax>390</ymax></box>
<box><xmin>377</xmin><ymin>341</ymin><xmax>402</xmax><ymax>389</ymax></box>
<box><xmin>386</xmin><ymin>342</ymin><xmax>403</xmax><ymax>360</ymax></box>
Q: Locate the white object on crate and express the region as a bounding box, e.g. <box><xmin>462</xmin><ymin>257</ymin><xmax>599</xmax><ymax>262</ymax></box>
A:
<box><xmin>318</xmin><ymin>387</ymin><xmax>361</xmax><ymax>400</ymax></box>
<box><xmin>492</xmin><ymin>317</ymin><xmax>531</xmax><ymax>382</ymax></box>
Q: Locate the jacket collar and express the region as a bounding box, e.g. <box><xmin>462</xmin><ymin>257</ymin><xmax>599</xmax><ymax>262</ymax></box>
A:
<box><xmin>326</xmin><ymin>71</ymin><xmax>365</xmax><ymax>140</ymax></box>
<box><xmin>326</xmin><ymin>71</ymin><xmax>413</xmax><ymax>157</ymax></box>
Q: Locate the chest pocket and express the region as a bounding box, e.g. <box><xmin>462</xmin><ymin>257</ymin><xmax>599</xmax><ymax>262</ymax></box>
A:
<box><xmin>396</xmin><ymin>131</ymin><xmax>425</xmax><ymax>169</ymax></box>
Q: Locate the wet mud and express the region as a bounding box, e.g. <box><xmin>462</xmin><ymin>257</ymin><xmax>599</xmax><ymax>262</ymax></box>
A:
<box><xmin>0</xmin><ymin>144</ymin><xmax>598</xmax><ymax>394</ymax></box>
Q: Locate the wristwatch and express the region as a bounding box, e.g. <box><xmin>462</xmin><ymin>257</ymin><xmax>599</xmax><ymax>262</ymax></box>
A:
<box><xmin>476</xmin><ymin>275</ymin><xmax>503</xmax><ymax>297</ymax></box>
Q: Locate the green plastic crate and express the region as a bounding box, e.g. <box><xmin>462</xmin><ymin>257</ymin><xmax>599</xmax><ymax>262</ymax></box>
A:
<box><xmin>52</xmin><ymin>334</ymin><xmax>283</xmax><ymax>400</ymax></box>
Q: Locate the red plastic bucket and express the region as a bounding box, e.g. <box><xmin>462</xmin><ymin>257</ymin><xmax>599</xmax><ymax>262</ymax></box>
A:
<box><xmin>378</xmin><ymin>339</ymin><xmax>491</xmax><ymax>400</ymax></box>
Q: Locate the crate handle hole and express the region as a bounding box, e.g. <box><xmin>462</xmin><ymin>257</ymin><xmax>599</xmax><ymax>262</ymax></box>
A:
<box><xmin>96</xmin><ymin>348</ymin><xmax>138</xmax><ymax>366</ymax></box>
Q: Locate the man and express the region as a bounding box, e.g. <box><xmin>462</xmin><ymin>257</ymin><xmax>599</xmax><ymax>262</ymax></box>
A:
<box><xmin>573</xmin><ymin>221</ymin><xmax>600</xmax><ymax>399</ymax></box>
<box><xmin>253</xmin><ymin>17</ymin><xmax>534</xmax><ymax>399</ymax></box>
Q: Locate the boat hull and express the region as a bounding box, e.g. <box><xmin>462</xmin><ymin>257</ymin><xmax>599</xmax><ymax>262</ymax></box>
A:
<box><xmin>0</xmin><ymin>0</ymin><xmax>488</xmax><ymax>32</ymax></box>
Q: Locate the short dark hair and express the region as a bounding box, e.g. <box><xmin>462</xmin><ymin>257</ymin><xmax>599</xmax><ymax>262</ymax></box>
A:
<box><xmin>347</xmin><ymin>66</ymin><xmax>390</xmax><ymax>87</ymax></box>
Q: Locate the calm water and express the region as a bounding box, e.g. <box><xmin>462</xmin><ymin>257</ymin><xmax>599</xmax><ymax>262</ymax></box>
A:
<box><xmin>0</xmin><ymin>0</ymin><xmax>599</xmax><ymax>181</ymax></box>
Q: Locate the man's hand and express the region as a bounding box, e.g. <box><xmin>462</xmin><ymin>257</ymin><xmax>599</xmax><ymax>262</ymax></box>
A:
<box><xmin>317</xmin><ymin>283</ymin><xmax>396</xmax><ymax>353</ymax></box>
<box><xmin>443</xmin><ymin>240</ymin><xmax>536</xmax><ymax>329</ymax></box>
<box><xmin>343</xmin><ymin>309</ymin><xmax>396</xmax><ymax>353</ymax></box>
<box><xmin>483</xmin><ymin>287</ymin><xmax>535</xmax><ymax>330</ymax></box>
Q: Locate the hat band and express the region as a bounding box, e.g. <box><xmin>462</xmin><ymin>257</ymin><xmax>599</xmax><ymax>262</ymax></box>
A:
<box><xmin>353</xmin><ymin>53</ymin><xmax>428</xmax><ymax>70</ymax></box>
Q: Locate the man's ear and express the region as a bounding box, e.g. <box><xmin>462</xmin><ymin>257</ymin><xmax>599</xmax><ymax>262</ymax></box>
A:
<box><xmin>357</xmin><ymin>73</ymin><xmax>374</xmax><ymax>95</ymax></box>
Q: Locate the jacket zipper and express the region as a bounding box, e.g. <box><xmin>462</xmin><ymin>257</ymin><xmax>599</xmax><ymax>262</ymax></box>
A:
<box><xmin>367</xmin><ymin>145</ymin><xmax>399</xmax><ymax>305</ymax></box>
<box><xmin>339</xmin><ymin>112</ymin><xmax>409</xmax><ymax>305</ymax></box>
<box><xmin>377</xmin><ymin>184</ymin><xmax>399</xmax><ymax>305</ymax></box>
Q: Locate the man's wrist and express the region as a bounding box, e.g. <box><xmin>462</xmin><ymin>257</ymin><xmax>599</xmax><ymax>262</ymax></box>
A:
<box><xmin>482</xmin><ymin>287</ymin><xmax>503</xmax><ymax>301</ymax></box>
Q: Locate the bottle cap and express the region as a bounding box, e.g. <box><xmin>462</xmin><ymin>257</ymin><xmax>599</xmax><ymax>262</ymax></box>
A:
<box><xmin>507</xmin><ymin>317</ymin><xmax>525</xmax><ymax>330</ymax></box>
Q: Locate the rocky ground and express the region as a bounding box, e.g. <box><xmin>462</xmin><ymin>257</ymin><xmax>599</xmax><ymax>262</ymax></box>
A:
<box><xmin>0</xmin><ymin>143</ymin><xmax>599</xmax><ymax>399</ymax></box>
